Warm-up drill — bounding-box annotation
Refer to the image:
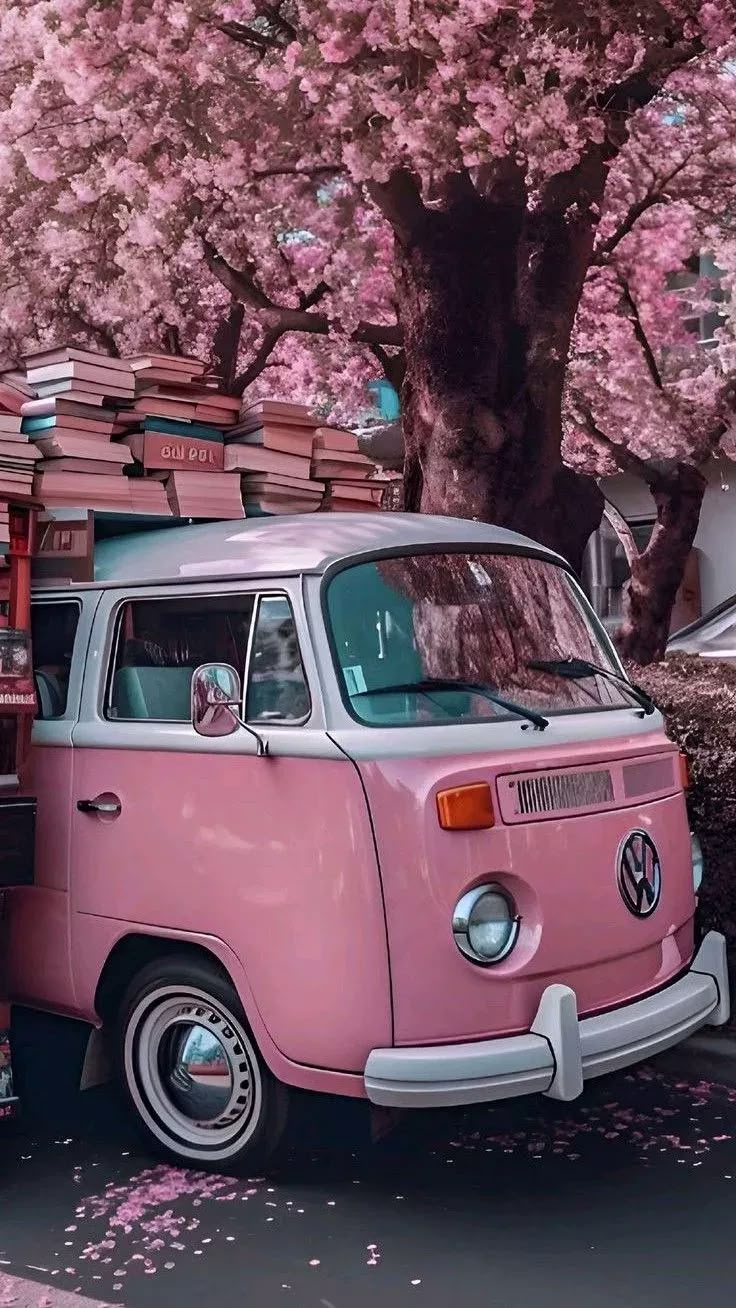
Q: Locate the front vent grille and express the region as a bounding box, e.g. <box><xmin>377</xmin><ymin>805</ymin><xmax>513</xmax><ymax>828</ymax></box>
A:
<box><xmin>514</xmin><ymin>769</ymin><xmax>614</xmax><ymax>816</ymax></box>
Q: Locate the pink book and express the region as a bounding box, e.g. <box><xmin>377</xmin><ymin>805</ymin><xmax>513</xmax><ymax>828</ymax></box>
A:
<box><xmin>32</xmin><ymin>422</ymin><xmax>115</xmax><ymax>440</ymax></box>
<box><xmin>325</xmin><ymin>479</ymin><xmax>382</xmax><ymax>500</ymax></box>
<box><xmin>192</xmin><ymin>392</ymin><xmax>240</xmax><ymax>415</ymax></box>
<box><xmin>131</xmin><ymin>396</ymin><xmax>206</xmax><ymax>421</ymax></box>
<box><xmin>132</xmin><ymin>367</ymin><xmax>202</xmax><ymax>387</ymax></box>
<box><xmin>312</xmin><ymin>451</ymin><xmax>373</xmax><ymax>480</ymax></box>
<box><xmin>227</xmin><ymin>423</ymin><xmax>315</xmax><ymax>456</ymax></box>
<box><xmin>27</xmin><ymin>360</ymin><xmax>134</xmax><ymax>390</ymax></box>
<box><xmin>242</xmin><ymin>471</ymin><xmax>324</xmax><ymax>493</ymax></box>
<box><xmin>0</xmin><ymin>440</ymin><xmax>40</xmax><ymax>460</ymax></box>
<box><xmin>35</xmin><ymin>435</ymin><xmax>133</xmax><ymax>464</ymax></box>
<box><xmin>245</xmin><ymin>495</ymin><xmax>321</xmax><ymax>515</ymax></box>
<box><xmin>225</xmin><ymin>445</ymin><xmax>312</xmax><ymax>479</ymax></box>
<box><xmin>0</xmin><ymin>479</ymin><xmax>33</xmax><ymax>499</ymax></box>
<box><xmin>239</xmin><ymin>400</ymin><xmax>314</xmax><ymax>427</ymax></box>
<box><xmin>23</xmin><ymin>391</ymin><xmax>108</xmax><ymax>412</ymax></box>
<box><xmin>0</xmin><ymin>414</ymin><xmax>23</xmax><ymax>435</ymax></box>
<box><xmin>38</xmin><ymin>457</ymin><xmax>130</xmax><ymax>476</ymax></box>
<box><xmin>23</xmin><ymin>345</ymin><xmax>135</xmax><ymax>374</ymax></box>
<box><xmin>121</xmin><ymin>431</ymin><xmax>224</xmax><ymax>472</ymax></box>
<box><xmin>0</xmin><ymin>383</ymin><xmax>31</xmax><ymax>416</ymax></box>
<box><xmin>0</xmin><ymin>475</ymin><xmax>33</xmax><ymax>493</ymax></box>
<box><xmin>136</xmin><ymin>381</ymin><xmax>207</xmax><ymax>398</ymax></box>
<box><xmin>245</xmin><ymin>484</ymin><xmax>322</xmax><ymax>503</ymax></box>
<box><xmin>33</xmin><ymin>377</ymin><xmax>134</xmax><ymax>402</ymax></box>
<box><xmin>128</xmin><ymin>480</ymin><xmax>171</xmax><ymax>513</ymax></box>
<box><xmin>322</xmin><ymin>498</ymin><xmax>381</xmax><ymax>513</ymax></box>
<box><xmin>34</xmin><ymin>470</ymin><xmax>128</xmax><ymax>492</ymax></box>
<box><xmin>313</xmin><ymin>426</ymin><xmax>359</xmax><ymax>453</ymax></box>
<box><xmin>141</xmin><ymin>386</ymin><xmax>240</xmax><ymax>414</ymax></box>
<box><xmin>166</xmin><ymin>471</ymin><xmax>244</xmax><ymax>518</ymax></box>
<box><xmin>194</xmin><ymin>405</ymin><xmax>238</xmax><ymax>426</ymax></box>
<box><xmin>20</xmin><ymin>397</ymin><xmax>116</xmax><ymax>419</ymax></box>
<box><xmin>127</xmin><ymin>353</ymin><xmax>207</xmax><ymax>376</ymax></box>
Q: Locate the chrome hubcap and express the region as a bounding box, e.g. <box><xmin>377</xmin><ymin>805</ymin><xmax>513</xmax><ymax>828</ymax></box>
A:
<box><xmin>124</xmin><ymin>986</ymin><xmax>262</xmax><ymax>1160</ymax></box>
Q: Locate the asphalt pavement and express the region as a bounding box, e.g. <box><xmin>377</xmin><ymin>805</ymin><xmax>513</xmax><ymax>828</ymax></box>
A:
<box><xmin>1</xmin><ymin>1008</ymin><xmax>735</xmax><ymax>1308</ymax></box>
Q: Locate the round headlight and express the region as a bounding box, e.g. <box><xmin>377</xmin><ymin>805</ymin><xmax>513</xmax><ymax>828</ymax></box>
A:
<box><xmin>453</xmin><ymin>884</ymin><xmax>520</xmax><ymax>965</ymax></box>
<box><xmin>691</xmin><ymin>831</ymin><xmax>704</xmax><ymax>894</ymax></box>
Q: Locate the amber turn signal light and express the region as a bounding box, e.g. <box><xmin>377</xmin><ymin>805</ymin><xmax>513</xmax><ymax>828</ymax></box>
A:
<box><xmin>436</xmin><ymin>782</ymin><xmax>495</xmax><ymax>831</ymax></box>
<box><xmin>679</xmin><ymin>752</ymin><xmax>690</xmax><ymax>791</ymax></box>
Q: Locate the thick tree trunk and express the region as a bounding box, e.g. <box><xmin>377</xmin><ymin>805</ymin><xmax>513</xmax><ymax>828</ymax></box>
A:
<box><xmin>617</xmin><ymin>463</ymin><xmax>706</xmax><ymax>665</ymax></box>
<box><xmin>389</xmin><ymin>163</ymin><xmax>607</xmax><ymax>574</ymax></box>
<box><xmin>211</xmin><ymin>298</ymin><xmax>246</xmax><ymax>393</ymax></box>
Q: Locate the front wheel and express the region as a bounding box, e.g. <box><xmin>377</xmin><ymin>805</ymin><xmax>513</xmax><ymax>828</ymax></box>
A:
<box><xmin>118</xmin><ymin>956</ymin><xmax>289</xmax><ymax>1171</ymax></box>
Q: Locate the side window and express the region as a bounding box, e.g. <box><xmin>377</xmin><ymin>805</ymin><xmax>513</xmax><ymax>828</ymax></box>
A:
<box><xmin>246</xmin><ymin>596</ymin><xmax>310</xmax><ymax>723</ymax></box>
<box><xmin>31</xmin><ymin>601</ymin><xmax>81</xmax><ymax>720</ymax></box>
<box><xmin>106</xmin><ymin>594</ymin><xmax>256</xmax><ymax>722</ymax></box>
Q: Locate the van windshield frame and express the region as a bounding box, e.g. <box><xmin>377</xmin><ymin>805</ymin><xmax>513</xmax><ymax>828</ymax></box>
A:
<box><xmin>321</xmin><ymin>545</ymin><xmax>632</xmax><ymax>730</ymax></box>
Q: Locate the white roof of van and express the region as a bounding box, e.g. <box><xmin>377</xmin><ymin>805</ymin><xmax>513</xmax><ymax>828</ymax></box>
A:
<box><xmin>88</xmin><ymin>513</ymin><xmax>561</xmax><ymax>586</ymax></box>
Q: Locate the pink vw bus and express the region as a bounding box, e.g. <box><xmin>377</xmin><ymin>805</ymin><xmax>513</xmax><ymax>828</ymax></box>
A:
<box><xmin>6</xmin><ymin>513</ymin><xmax>728</xmax><ymax>1169</ymax></box>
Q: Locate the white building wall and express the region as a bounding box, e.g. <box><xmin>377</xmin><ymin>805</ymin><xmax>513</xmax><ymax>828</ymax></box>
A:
<box><xmin>601</xmin><ymin>458</ymin><xmax>736</xmax><ymax>615</ymax></box>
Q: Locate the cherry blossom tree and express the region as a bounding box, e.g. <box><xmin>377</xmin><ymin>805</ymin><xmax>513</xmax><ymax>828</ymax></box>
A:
<box><xmin>565</xmin><ymin>60</ymin><xmax>736</xmax><ymax>662</ymax></box>
<box><xmin>2</xmin><ymin>1</ymin><xmax>735</xmax><ymax>572</ymax></box>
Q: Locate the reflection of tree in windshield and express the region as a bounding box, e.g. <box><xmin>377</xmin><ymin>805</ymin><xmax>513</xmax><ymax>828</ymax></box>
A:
<box><xmin>375</xmin><ymin>554</ymin><xmax>624</xmax><ymax>711</ymax></box>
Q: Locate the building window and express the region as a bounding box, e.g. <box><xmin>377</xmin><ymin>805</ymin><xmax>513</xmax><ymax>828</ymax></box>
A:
<box><xmin>582</xmin><ymin>519</ymin><xmax>655</xmax><ymax>634</ymax></box>
<box><xmin>670</xmin><ymin>252</ymin><xmax>727</xmax><ymax>348</ymax></box>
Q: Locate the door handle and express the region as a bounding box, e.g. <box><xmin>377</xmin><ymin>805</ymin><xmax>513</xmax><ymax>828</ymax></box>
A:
<box><xmin>77</xmin><ymin>795</ymin><xmax>122</xmax><ymax>817</ymax></box>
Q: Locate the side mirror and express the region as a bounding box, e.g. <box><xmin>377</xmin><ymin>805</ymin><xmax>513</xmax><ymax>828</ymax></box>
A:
<box><xmin>191</xmin><ymin>663</ymin><xmax>269</xmax><ymax>756</ymax></box>
<box><xmin>191</xmin><ymin>663</ymin><xmax>242</xmax><ymax>738</ymax></box>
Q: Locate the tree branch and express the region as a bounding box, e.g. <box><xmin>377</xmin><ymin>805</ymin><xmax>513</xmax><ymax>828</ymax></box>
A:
<box><xmin>214</xmin><ymin>21</ymin><xmax>280</xmax><ymax>51</ymax></box>
<box><xmin>575</xmin><ymin>396</ymin><xmax>655</xmax><ymax>482</ymax></box>
<box><xmin>211</xmin><ymin>299</ymin><xmax>245</xmax><ymax>391</ymax></box>
<box><xmin>65</xmin><ymin>304</ymin><xmax>120</xmax><ymax>357</ymax></box>
<box><xmin>203</xmin><ymin>238</ymin><xmax>403</xmax><ymax>345</ymax></box>
<box><xmin>252</xmin><ymin>163</ymin><xmax>344</xmax><ymax>181</ymax></box>
<box><xmin>367</xmin><ymin>169</ymin><xmax>426</xmax><ymax>246</ymax></box>
<box><xmin>598</xmin><ymin>35</ymin><xmax>703</xmax><ymax>128</ymax></box>
<box><xmin>368</xmin><ymin>343</ymin><xmax>406</xmax><ymax>393</ymax></box>
<box><xmin>299</xmin><ymin>280</ymin><xmax>330</xmax><ymax>310</ymax></box>
<box><xmin>163</xmin><ymin>323</ymin><xmax>183</xmax><ymax>357</ymax></box>
<box><xmin>618</xmin><ymin>275</ymin><xmax>664</xmax><ymax>391</ymax></box>
<box><xmin>202</xmin><ymin>237</ymin><xmax>272</xmax><ymax>310</ymax></box>
<box><xmin>232</xmin><ymin>325</ymin><xmax>285</xmax><ymax>395</ymax></box>
<box><xmin>595</xmin><ymin>149</ymin><xmax>710</xmax><ymax>264</ymax></box>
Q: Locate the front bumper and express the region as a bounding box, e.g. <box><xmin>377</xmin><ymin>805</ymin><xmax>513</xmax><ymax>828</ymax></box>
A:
<box><xmin>364</xmin><ymin>931</ymin><xmax>730</xmax><ymax>1108</ymax></box>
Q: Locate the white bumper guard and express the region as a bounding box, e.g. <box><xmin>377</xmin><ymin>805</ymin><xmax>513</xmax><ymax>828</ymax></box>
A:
<box><xmin>364</xmin><ymin>931</ymin><xmax>730</xmax><ymax>1109</ymax></box>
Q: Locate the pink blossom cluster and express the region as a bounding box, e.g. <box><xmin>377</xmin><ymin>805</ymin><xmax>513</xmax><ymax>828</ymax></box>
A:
<box><xmin>0</xmin><ymin>0</ymin><xmax>734</xmax><ymax>432</ymax></box>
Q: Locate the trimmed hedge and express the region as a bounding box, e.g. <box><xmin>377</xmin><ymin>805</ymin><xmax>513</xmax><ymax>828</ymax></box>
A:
<box><xmin>630</xmin><ymin>654</ymin><xmax>736</xmax><ymax>944</ymax></box>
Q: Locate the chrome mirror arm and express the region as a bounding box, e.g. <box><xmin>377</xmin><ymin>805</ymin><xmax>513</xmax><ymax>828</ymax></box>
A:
<box><xmin>225</xmin><ymin>704</ymin><xmax>270</xmax><ymax>757</ymax></box>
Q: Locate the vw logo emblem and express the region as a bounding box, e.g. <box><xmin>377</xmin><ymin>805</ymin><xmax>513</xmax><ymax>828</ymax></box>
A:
<box><xmin>617</xmin><ymin>830</ymin><xmax>661</xmax><ymax>918</ymax></box>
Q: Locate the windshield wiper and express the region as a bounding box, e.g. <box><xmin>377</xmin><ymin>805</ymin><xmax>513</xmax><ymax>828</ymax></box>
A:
<box><xmin>528</xmin><ymin>657</ymin><xmax>656</xmax><ymax>716</ymax></box>
<box><xmin>351</xmin><ymin>678</ymin><xmax>549</xmax><ymax>731</ymax></box>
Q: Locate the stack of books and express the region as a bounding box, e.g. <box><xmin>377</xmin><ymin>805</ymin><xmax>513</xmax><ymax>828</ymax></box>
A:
<box><xmin>0</xmin><ymin>376</ymin><xmax>40</xmax><ymax>543</ymax></box>
<box><xmin>120</xmin><ymin>354</ymin><xmax>241</xmax><ymax>427</ymax></box>
<box><xmin>116</xmin><ymin>355</ymin><xmax>241</xmax><ymax>518</ymax></box>
<box><xmin>165</xmin><ymin>470</ymin><xmax>244</xmax><ymax>519</ymax></box>
<box><xmin>225</xmin><ymin>401</ymin><xmax>324</xmax><ymax>515</ymax></box>
<box><xmin>312</xmin><ymin>426</ymin><xmax>382</xmax><ymax>511</ymax></box>
<box><xmin>0</xmin><ymin>346</ymin><xmax>389</xmax><ymax>529</ymax></box>
<box><xmin>21</xmin><ymin>347</ymin><xmax>140</xmax><ymax>511</ymax></box>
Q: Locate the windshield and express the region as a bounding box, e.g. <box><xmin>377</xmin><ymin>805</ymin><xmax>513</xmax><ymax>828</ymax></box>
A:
<box><xmin>325</xmin><ymin>551</ymin><xmax>631</xmax><ymax>726</ymax></box>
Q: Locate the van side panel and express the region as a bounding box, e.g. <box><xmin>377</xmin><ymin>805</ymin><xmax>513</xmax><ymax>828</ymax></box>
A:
<box><xmin>69</xmin><ymin>749</ymin><xmax>391</xmax><ymax>1073</ymax></box>
<box><xmin>7</xmin><ymin>743</ymin><xmax>77</xmax><ymax>1012</ymax></box>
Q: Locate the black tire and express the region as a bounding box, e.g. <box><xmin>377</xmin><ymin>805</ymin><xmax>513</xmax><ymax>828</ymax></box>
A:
<box><xmin>117</xmin><ymin>955</ymin><xmax>289</xmax><ymax>1172</ymax></box>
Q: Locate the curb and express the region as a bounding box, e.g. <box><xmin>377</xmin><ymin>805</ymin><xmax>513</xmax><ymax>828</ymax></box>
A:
<box><xmin>653</xmin><ymin>1030</ymin><xmax>736</xmax><ymax>1087</ymax></box>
